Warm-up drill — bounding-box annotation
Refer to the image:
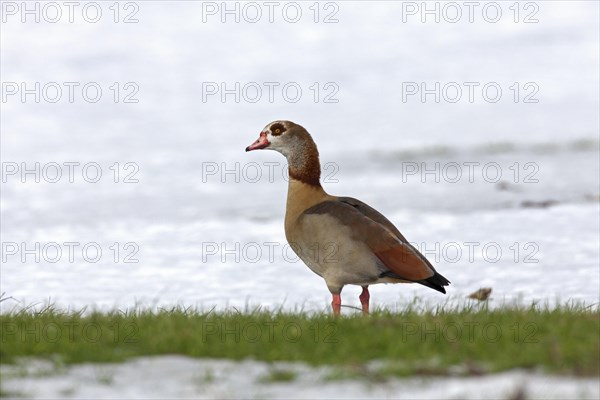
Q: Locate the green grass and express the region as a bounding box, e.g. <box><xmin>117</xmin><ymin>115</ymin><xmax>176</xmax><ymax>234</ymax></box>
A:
<box><xmin>259</xmin><ymin>369</ymin><xmax>298</xmax><ymax>383</ymax></box>
<box><xmin>1</xmin><ymin>302</ymin><xmax>598</xmax><ymax>378</ymax></box>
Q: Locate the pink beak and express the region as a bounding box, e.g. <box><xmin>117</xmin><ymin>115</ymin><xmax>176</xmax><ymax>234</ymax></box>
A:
<box><xmin>245</xmin><ymin>132</ymin><xmax>270</xmax><ymax>151</ymax></box>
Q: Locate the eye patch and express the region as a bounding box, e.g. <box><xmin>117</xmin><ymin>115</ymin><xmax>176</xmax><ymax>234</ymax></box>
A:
<box><xmin>270</xmin><ymin>123</ymin><xmax>286</xmax><ymax>136</ymax></box>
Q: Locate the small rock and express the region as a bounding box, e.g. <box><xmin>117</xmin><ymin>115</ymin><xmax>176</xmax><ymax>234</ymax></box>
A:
<box><xmin>520</xmin><ymin>200</ymin><xmax>557</xmax><ymax>208</ymax></box>
<box><xmin>468</xmin><ymin>287</ymin><xmax>492</xmax><ymax>301</ymax></box>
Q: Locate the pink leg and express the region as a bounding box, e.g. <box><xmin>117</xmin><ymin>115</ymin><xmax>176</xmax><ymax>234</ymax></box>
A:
<box><xmin>359</xmin><ymin>286</ymin><xmax>370</xmax><ymax>314</ymax></box>
<box><xmin>331</xmin><ymin>294</ymin><xmax>341</xmax><ymax>315</ymax></box>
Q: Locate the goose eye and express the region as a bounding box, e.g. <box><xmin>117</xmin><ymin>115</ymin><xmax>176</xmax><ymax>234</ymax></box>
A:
<box><xmin>275</xmin><ymin>129</ymin><xmax>281</xmax><ymax>134</ymax></box>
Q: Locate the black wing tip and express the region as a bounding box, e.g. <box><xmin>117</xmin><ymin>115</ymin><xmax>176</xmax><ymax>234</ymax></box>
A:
<box><xmin>380</xmin><ymin>271</ymin><xmax>451</xmax><ymax>294</ymax></box>
<box><xmin>418</xmin><ymin>272</ymin><xmax>451</xmax><ymax>294</ymax></box>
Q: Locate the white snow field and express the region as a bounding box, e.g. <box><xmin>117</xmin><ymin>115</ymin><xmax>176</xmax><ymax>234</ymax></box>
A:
<box><xmin>2</xmin><ymin>356</ymin><xmax>599</xmax><ymax>399</ymax></box>
<box><xmin>1</xmin><ymin>1</ymin><xmax>598</xmax><ymax>313</ymax></box>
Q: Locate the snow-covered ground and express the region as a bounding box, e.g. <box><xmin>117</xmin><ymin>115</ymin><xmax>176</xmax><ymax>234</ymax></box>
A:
<box><xmin>2</xmin><ymin>356</ymin><xmax>598</xmax><ymax>399</ymax></box>
<box><xmin>2</xmin><ymin>143</ymin><xmax>598</xmax><ymax>313</ymax></box>
<box><xmin>1</xmin><ymin>2</ymin><xmax>599</xmax><ymax>312</ymax></box>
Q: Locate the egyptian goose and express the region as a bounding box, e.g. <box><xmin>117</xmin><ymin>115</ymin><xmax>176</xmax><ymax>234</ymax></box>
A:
<box><xmin>246</xmin><ymin>121</ymin><xmax>450</xmax><ymax>314</ymax></box>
